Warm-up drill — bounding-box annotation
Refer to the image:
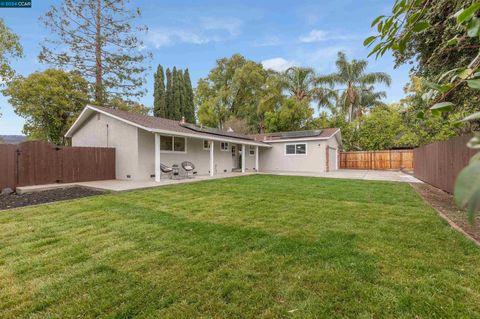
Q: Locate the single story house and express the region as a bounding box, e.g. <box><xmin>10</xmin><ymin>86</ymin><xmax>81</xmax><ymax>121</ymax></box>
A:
<box><xmin>65</xmin><ymin>105</ymin><xmax>342</xmax><ymax>181</ymax></box>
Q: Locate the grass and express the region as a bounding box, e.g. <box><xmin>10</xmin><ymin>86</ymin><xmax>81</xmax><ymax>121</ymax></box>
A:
<box><xmin>1</xmin><ymin>175</ymin><xmax>480</xmax><ymax>318</ymax></box>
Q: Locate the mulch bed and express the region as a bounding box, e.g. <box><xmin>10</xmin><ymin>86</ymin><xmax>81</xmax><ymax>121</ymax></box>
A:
<box><xmin>0</xmin><ymin>187</ymin><xmax>104</xmax><ymax>210</ymax></box>
<box><xmin>411</xmin><ymin>182</ymin><xmax>480</xmax><ymax>244</ymax></box>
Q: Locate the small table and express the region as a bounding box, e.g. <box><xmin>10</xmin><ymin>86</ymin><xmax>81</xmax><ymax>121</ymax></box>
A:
<box><xmin>172</xmin><ymin>165</ymin><xmax>180</xmax><ymax>179</ymax></box>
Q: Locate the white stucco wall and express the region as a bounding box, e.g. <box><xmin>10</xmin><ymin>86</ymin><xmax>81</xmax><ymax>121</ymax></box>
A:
<box><xmin>258</xmin><ymin>137</ymin><xmax>339</xmax><ymax>173</ymax></box>
<box><xmin>71</xmin><ymin>113</ymin><xmax>139</xmax><ymax>180</ymax></box>
<box><xmin>137</xmin><ymin>129</ymin><xmax>257</xmax><ymax>179</ymax></box>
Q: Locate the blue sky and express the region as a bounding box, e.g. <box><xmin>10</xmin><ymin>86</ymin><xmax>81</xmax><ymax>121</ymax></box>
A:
<box><xmin>0</xmin><ymin>0</ymin><xmax>411</xmax><ymax>135</ymax></box>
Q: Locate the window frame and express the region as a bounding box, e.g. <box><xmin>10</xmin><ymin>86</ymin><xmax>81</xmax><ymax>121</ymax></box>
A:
<box><xmin>160</xmin><ymin>135</ymin><xmax>187</xmax><ymax>153</ymax></box>
<box><xmin>220</xmin><ymin>141</ymin><xmax>229</xmax><ymax>152</ymax></box>
<box><xmin>284</xmin><ymin>143</ymin><xmax>307</xmax><ymax>156</ymax></box>
<box><xmin>203</xmin><ymin>140</ymin><xmax>210</xmax><ymax>151</ymax></box>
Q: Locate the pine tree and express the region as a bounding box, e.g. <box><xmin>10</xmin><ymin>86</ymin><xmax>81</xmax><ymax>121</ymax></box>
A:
<box><xmin>165</xmin><ymin>68</ymin><xmax>173</xmax><ymax>118</ymax></box>
<box><xmin>153</xmin><ymin>65</ymin><xmax>166</xmax><ymax>117</ymax></box>
<box><xmin>183</xmin><ymin>69</ymin><xmax>195</xmax><ymax>123</ymax></box>
<box><xmin>39</xmin><ymin>0</ymin><xmax>150</xmax><ymax>104</ymax></box>
<box><xmin>172</xmin><ymin>67</ymin><xmax>182</xmax><ymax>120</ymax></box>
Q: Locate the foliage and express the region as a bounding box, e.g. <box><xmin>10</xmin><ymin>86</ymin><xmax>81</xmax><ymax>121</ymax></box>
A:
<box><xmin>196</xmin><ymin>54</ymin><xmax>268</xmax><ymax>131</ymax></box>
<box><xmin>39</xmin><ymin>0</ymin><xmax>150</xmax><ymax>104</ymax></box>
<box><xmin>4</xmin><ymin>69</ymin><xmax>90</xmax><ymax>145</ymax></box>
<box><xmin>366</xmin><ymin>0</ymin><xmax>480</xmax><ymax>219</ymax></box>
<box><xmin>0</xmin><ymin>18</ymin><xmax>23</xmax><ymax>85</ymax></box>
<box><xmin>2</xmin><ymin>175</ymin><xmax>480</xmax><ymax>317</ymax></box>
<box><xmin>318</xmin><ymin>52</ymin><xmax>391</xmax><ymax>122</ymax></box>
<box><xmin>153</xmin><ymin>65</ymin><xmax>166</xmax><ymax>118</ymax></box>
<box><xmin>156</xmin><ymin>66</ymin><xmax>195</xmax><ymax>122</ymax></box>
<box><xmin>264</xmin><ymin>97</ymin><xmax>316</xmax><ymax>132</ymax></box>
<box><xmin>223</xmin><ymin>117</ymin><xmax>251</xmax><ymax>134</ymax></box>
<box><xmin>107</xmin><ymin>96</ymin><xmax>150</xmax><ymax>115</ymax></box>
<box><xmin>0</xmin><ymin>18</ymin><xmax>23</xmax><ymax>118</ymax></box>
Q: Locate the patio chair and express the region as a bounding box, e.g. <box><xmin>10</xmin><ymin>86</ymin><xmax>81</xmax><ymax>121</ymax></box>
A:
<box><xmin>160</xmin><ymin>163</ymin><xmax>173</xmax><ymax>179</ymax></box>
<box><xmin>181</xmin><ymin>161</ymin><xmax>196</xmax><ymax>178</ymax></box>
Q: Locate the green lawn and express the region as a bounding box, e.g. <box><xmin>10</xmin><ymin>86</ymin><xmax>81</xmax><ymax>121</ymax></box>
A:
<box><xmin>1</xmin><ymin>175</ymin><xmax>480</xmax><ymax>318</ymax></box>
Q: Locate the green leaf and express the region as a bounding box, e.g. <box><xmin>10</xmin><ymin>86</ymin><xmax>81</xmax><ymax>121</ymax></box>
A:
<box><xmin>454</xmin><ymin>160</ymin><xmax>480</xmax><ymax>223</ymax></box>
<box><xmin>458</xmin><ymin>68</ymin><xmax>473</xmax><ymax>80</ymax></box>
<box><xmin>447</xmin><ymin>37</ymin><xmax>459</xmax><ymax>46</ymax></box>
<box><xmin>423</xmin><ymin>80</ymin><xmax>451</xmax><ymax>93</ymax></box>
<box><xmin>462</xmin><ymin>111</ymin><xmax>480</xmax><ymax>122</ymax></box>
<box><xmin>456</xmin><ymin>3</ymin><xmax>480</xmax><ymax>24</ymax></box>
<box><xmin>430</xmin><ymin>101</ymin><xmax>454</xmax><ymax>112</ymax></box>
<box><xmin>363</xmin><ymin>36</ymin><xmax>377</xmax><ymax>47</ymax></box>
<box><xmin>416</xmin><ymin>110</ymin><xmax>424</xmax><ymax>119</ymax></box>
<box><xmin>407</xmin><ymin>11</ymin><xmax>421</xmax><ymax>24</ymax></box>
<box><xmin>468</xmin><ymin>136</ymin><xmax>480</xmax><ymax>149</ymax></box>
<box><xmin>467</xmin><ymin>17</ymin><xmax>480</xmax><ymax>37</ymax></box>
<box><xmin>467</xmin><ymin>78</ymin><xmax>480</xmax><ymax>89</ymax></box>
<box><xmin>412</xmin><ymin>21</ymin><xmax>431</xmax><ymax>32</ymax></box>
<box><xmin>371</xmin><ymin>15</ymin><xmax>384</xmax><ymax>27</ymax></box>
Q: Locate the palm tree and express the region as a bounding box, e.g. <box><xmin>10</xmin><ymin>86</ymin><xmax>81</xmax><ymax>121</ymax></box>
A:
<box><xmin>280</xmin><ymin>67</ymin><xmax>317</xmax><ymax>101</ymax></box>
<box><xmin>280</xmin><ymin>66</ymin><xmax>337</xmax><ymax>111</ymax></box>
<box><xmin>318</xmin><ymin>52</ymin><xmax>391</xmax><ymax>122</ymax></box>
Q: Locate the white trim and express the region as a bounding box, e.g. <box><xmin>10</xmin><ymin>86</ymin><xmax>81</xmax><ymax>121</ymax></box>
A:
<box><xmin>209</xmin><ymin>141</ymin><xmax>214</xmax><ymax>176</ymax></box>
<box><xmin>155</xmin><ymin>133</ymin><xmax>161</xmax><ymax>182</ymax></box>
<box><xmin>255</xmin><ymin>146</ymin><xmax>259</xmax><ymax>171</ymax></box>
<box><xmin>241</xmin><ymin>144</ymin><xmax>246</xmax><ymax>173</ymax></box>
<box><xmin>158</xmin><ymin>135</ymin><xmax>187</xmax><ymax>153</ymax></box>
<box><xmin>66</xmin><ymin>105</ymin><xmax>270</xmax><ymax>148</ymax></box>
<box><xmin>220</xmin><ymin>141</ymin><xmax>229</xmax><ymax>151</ymax></box>
<box><xmin>284</xmin><ymin>143</ymin><xmax>308</xmax><ymax>156</ymax></box>
<box><xmin>203</xmin><ymin>140</ymin><xmax>210</xmax><ymax>150</ymax></box>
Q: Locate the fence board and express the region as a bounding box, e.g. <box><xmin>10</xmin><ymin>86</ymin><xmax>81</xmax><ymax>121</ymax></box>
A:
<box><xmin>340</xmin><ymin>150</ymin><xmax>413</xmax><ymax>170</ymax></box>
<box><xmin>413</xmin><ymin>135</ymin><xmax>477</xmax><ymax>194</ymax></box>
<box><xmin>0</xmin><ymin>144</ymin><xmax>17</xmax><ymax>190</ymax></box>
<box><xmin>0</xmin><ymin>141</ymin><xmax>115</xmax><ymax>191</ymax></box>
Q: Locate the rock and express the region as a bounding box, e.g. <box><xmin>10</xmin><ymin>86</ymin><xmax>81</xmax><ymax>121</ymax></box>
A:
<box><xmin>1</xmin><ymin>188</ymin><xmax>14</xmax><ymax>195</ymax></box>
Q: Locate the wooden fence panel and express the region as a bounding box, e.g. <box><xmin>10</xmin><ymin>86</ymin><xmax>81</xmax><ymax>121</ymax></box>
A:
<box><xmin>0</xmin><ymin>144</ymin><xmax>17</xmax><ymax>190</ymax></box>
<box><xmin>0</xmin><ymin>141</ymin><xmax>115</xmax><ymax>190</ymax></box>
<box><xmin>413</xmin><ymin>135</ymin><xmax>477</xmax><ymax>194</ymax></box>
<box><xmin>340</xmin><ymin>150</ymin><xmax>413</xmax><ymax>170</ymax></box>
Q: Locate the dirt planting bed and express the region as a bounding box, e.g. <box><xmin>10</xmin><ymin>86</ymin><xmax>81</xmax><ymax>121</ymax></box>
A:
<box><xmin>0</xmin><ymin>187</ymin><xmax>104</xmax><ymax>210</ymax></box>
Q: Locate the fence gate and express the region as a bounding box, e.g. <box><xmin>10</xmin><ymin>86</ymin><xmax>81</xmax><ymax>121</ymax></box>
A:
<box><xmin>0</xmin><ymin>140</ymin><xmax>115</xmax><ymax>191</ymax></box>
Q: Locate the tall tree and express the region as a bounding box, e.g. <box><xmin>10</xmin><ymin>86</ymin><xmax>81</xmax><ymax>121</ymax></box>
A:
<box><xmin>0</xmin><ymin>18</ymin><xmax>23</xmax><ymax>85</ymax></box>
<box><xmin>319</xmin><ymin>52</ymin><xmax>391</xmax><ymax>122</ymax></box>
<box><xmin>153</xmin><ymin>65</ymin><xmax>166</xmax><ymax>117</ymax></box>
<box><xmin>280</xmin><ymin>67</ymin><xmax>317</xmax><ymax>101</ymax></box>
<box><xmin>39</xmin><ymin>0</ymin><xmax>150</xmax><ymax>104</ymax></box>
<box><xmin>196</xmin><ymin>54</ymin><xmax>268</xmax><ymax>130</ymax></box>
<box><xmin>4</xmin><ymin>69</ymin><xmax>90</xmax><ymax>145</ymax></box>
<box><xmin>183</xmin><ymin>69</ymin><xmax>195</xmax><ymax>123</ymax></box>
<box><xmin>165</xmin><ymin>68</ymin><xmax>173</xmax><ymax>118</ymax></box>
<box><xmin>0</xmin><ymin>18</ymin><xmax>23</xmax><ymax>118</ymax></box>
<box><xmin>171</xmin><ymin>67</ymin><xmax>182</xmax><ymax>120</ymax></box>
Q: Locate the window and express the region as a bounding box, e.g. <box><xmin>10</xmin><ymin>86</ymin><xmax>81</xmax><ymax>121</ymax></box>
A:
<box><xmin>249</xmin><ymin>145</ymin><xmax>255</xmax><ymax>156</ymax></box>
<box><xmin>160</xmin><ymin>135</ymin><xmax>186</xmax><ymax>152</ymax></box>
<box><xmin>285</xmin><ymin>143</ymin><xmax>307</xmax><ymax>155</ymax></box>
<box><xmin>220</xmin><ymin>142</ymin><xmax>229</xmax><ymax>151</ymax></box>
<box><xmin>203</xmin><ymin>140</ymin><xmax>210</xmax><ymax>150</ymax></box>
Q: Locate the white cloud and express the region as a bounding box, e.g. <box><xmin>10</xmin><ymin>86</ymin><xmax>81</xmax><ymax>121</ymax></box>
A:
<box><xmin>299</xmin><ymin>29</ymin><xmax>365</xmax><ymax>43</ymax></box>
<box><xmin>146</xmin><ymin>17</ymin><xmax>243</xmax><ymax>48</ymax></box>
<box><xmin>252</xmin><ymin>36</ymin><xmax>282</xmax><ymax>47</ymax></box>
<box><xmin>299</xmin><ymin>29</ymin><xmax>329</xmax><ymax>43</ymax></box>
<box><xmin>200</xmin><ymin>17</ymin><xmax>242</xmax><ymax>36</ymax></box>
<box><xmin>261</xmin><ymin>58</ymin><xmax>297</xmax><ymax>72</ymax></box>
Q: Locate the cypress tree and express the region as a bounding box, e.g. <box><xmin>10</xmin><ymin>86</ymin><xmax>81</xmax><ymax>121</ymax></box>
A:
<box><xmin>183</xmin><ymin>69</ymin><xmax>195</xmax><ymax>123</ymax></box>
<box><xmin>165</xmin><ymin>68</ymin><xmax>173</xmax><ymax>118</ymax></box>
<box><xmin>153</xmin><ymin>65</ymin><xmax>166</xmax><ymax>117</ymax></box>
<box><xmin>172</xmin><ymin>67</ymin><xmax>182</xmax><ymax>120</ymax></box>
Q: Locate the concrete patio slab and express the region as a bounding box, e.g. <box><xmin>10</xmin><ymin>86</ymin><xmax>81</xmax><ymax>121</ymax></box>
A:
<box><xmin>16</xmin><ymin>172</ymin><xmax>256</xmax><ymax>194</ymax></box>
<box><xmin>262</xmin><ymin>169</ymin><xmax>422</xmax><ymax>183</ymax></box>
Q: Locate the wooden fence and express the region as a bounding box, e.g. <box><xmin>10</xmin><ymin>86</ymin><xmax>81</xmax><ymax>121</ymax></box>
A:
<box><xmin>413</xmin><ymin>135</ymin><xmax>478</xmax><ymax>194</ymax></box>
<box><xmin>340</xmin><ymin>150</ymin><xmax>413</xmax><ymax>170</ymax></box>
<box><xmin>0</xmin><ymin>140</ymin><xmax>115</xmax><ymax>191</ymax></box>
